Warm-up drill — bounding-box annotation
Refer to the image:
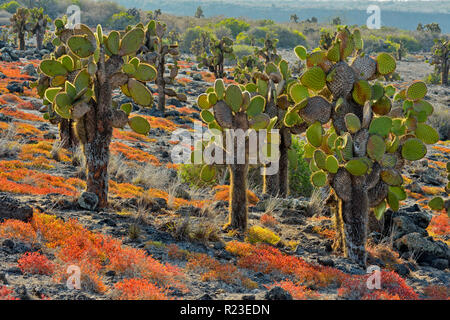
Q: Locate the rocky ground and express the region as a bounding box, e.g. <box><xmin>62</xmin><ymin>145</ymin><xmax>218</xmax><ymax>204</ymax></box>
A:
<box><xmin>0</xmin><ymin>43</ymin><xmax>448</xmax><ymax>300</ymax></box>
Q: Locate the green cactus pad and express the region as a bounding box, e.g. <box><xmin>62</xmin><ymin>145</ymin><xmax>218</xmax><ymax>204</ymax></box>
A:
<box><xmin>381</xmin><ymin>169</ymin><xmax>403</xmax><ymax>186</ymax></box>
<box><xmin>325</xmin><ymin>155</ymin><xmax>339</xmax><ymax>173</ymax></box>
<box><xmin>123</xmin><ymin>63</ymin><xmax>136</xmax><ymax>74</ymax></box>
<box><xmin>55</xmin><ymin>92</ymin><xmax>72</xmax><ymax>109</ymax></box>
<box><xmin>341</xmin><ymin>133</ymin><xmax>353</xmax><ymax>160</ymax></box>
<box><xmin>327</xmin><ymin>43</ymin><xmax>340</xmax><ymax>62</ymax></box>
<box><xmin>294</xmin><ymin>45</ymin><xmax>307</xmax><ymax>60</ymax></box>
<box><xmin>373</xmin><ymin>200</ymin><xmax>386</xmax><ymax>220</ymax></box>
<box><xmin>60</xmin><ymin>55</ymin><xmax>74</xmax><ymax>72</ymax></box>
<box><xmin>214</xmin><ymin>79</ymin><xmax>225</xmax><ymax>100</ymax></box>
<box><xmin>55</xmin><ymin>103</ymin><xmax>71</xmax><ymax>119</ymax></box>
<box><xmin>311</xmin><ymin>170</ymin><xmax>327</xmax><ymax>187</ymax></box>
<box><xmin>367</xmin><ymin>134</ymin><xmax>386</xmax><ymax>162</ymax></box>
<box><xmin>387</xmin><ymin>136</ymin><xmax>400</xmax><ymax>153</ymax></box>
<box><xmin>389</xmin><ymin>186</ymin><xmax>407</xmax><ymax>201</ymax></box>
<box><xmin>201</xmin><ymin>110</ymin><xmax>215</xmax><ymax>123</ymax></box>
<box><xmin>428</xmin><ymin>197</ymin><xmax>444</xmax><ymax>211</ymax></box>
<box><xmin>44</xmin><ymin>88</ymin><xmax>62</xmax><ymax>103</ymax></box>
<box><xmin>129</xmin><ymin>116</ymin><xmax>151</xmax><ymax>135</ymax></box>
<box><xmin>120</xmin><ymin>103</ymin><xmax>132</xmax><ymax>115</ymax></box>
<box><xmin>289</xmin><ymin>84</ymin><xmax>309</xmax><ymax>104</ymax></box>
<box><xmin>415</xmin><ymin>123</ymin><xmax>439</xmax><ymax>144</ymax></box>
<box><xmin>40</xmin><ymin>60</ymin><xmax>68</xmax><ymax>77</ymax></box>
<box><xmin>207</xmin><ymin>92</ymin><xmax>218</xmax><ymax>106</ymax></box>
<box><xmin>306</xmin><ymin>122</ymin><xmax>323</xmax><ymax>147</ymax></box>
<box><xmin>246</xmin><ymin>96</ymin><xmax>266</xmax><ymax>117</ymax></box>
<box><xmin>387</xmin><ymin>189</ymin><xmax>399</xmax><ymax>211</ymax></box>
<box><xmin>368</xmin><ymin>116</ymin><xmax>392</xmax><ymax>137</ymax></box>
<box><xmin>67</xmin><ymin>36</ymin><xmax>95</xmax><ymax>58</ymax></box>
<box><xmin>372</xmin><ymin>96</ymin><xmax>392</xmax><ymax>115</ymax></box>
<box><xmin>128</xmin><ymin>79</ymin><xmax>153</xmax><ymax>107</ymax></box>
<box><xmin>225</xmin><ymin>85</ymin><xmax>243</xmax><ymax>112</ymax></box>
<box><xmin>301</xmin><ymin>66</ymin><xmax>326</xmax><ymax>91</ymax></box>
<box><xmin>134</xmin><ymin>63</ymin><xmax>157</xmax><ymax>82</ymax></box>
<box><xmin>119</xmin><ymin>28</ymin><xmax>145</xmax><ymax>56</ymax></box>
<box><xmin>401</xmin><ymin>138</ymin><xmax>427</xmax><ymax>161</ymax></box>
<box><xmin>376</xmin><ymin>53</ymin><xmax>396</xmax><ymax>75</ymax></box>
<box><xmin>413</xmin><ymin>100</ymin><xmax>434</xmax><ymax>116</ymax></box>
<box><xmin>352</xmin><ymin>80</ymin><xmax>372</xmax><ymax>105</ymax></box>
<box><xmin>250</xmin><ymin>113</ymin><xmax>270</xmax><ymax>130</ymax></box>
<box><xmin>380</xmin><ymin>153</ymin><xmax>397</xmax><ymax>168</ymax></box>
<box><xmin>314</xmin><ymin>149</ymin><xmax>327</xmax><ymax>170</ymax></box>
<box><xmin>107</xmin><ymin>31</ymin><xmax>120</xmax><ymax>55</ymax></box>
<box><xmin>406</xmin><ymin>81</ymin><xmax>427</xmax><ymax>101</ymax></box>
<box><xmin>200</xmin><ymin>165</ymin><xmax>216</xmax><ymax>182</ymax></box>
<box><xmin>344</xmin><ymin>113</ymin><xmax>361</xmax><ymax>134</ymax></box>
<box><xmin>284</xmin><ymin>111</ymin><xmax>299</xmax><ymax>127</ymax></box>
<box><xmin>257</xmin><ymin>78</ymin><xmax>268</xmax><ymax>96</ymax></box>
<box><xmin>197</xmin><ymin>94</ymin><xmax>211</xmax><ymax>110</ymax></box>
<box><xmin>345</xmin><ymin>158</ymin><xmax>369</xmax><ymax>176</ymax></box>
<box><xmin>245</xmin><ymin>83</ymin><xmax>257</xmax><ymax>93</ymax></box>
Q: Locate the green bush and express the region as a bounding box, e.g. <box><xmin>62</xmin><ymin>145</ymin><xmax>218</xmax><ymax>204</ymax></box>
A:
<box><xmin>386</xmin><ymin>34</ymin><xmax>422</xmax><ymax>52</ymax></box>
<box><xmin>232</xmin><ymin>44</ymin><xmax>254</xmax><ymax>60</ymax></box>
<box><xmin>238</xmin><ymin>25</ymin><xmax>307</xmax><ymax>48</ymax></box>
<box><xmin>0</xmin><ymin>1</ymin><xmax>20</xmax><ymax>14</ymax></box>
<box><xmin>289</xmin><ymin>137</ymin><xmax>313</xmax><ymax>197</ymax></box>
<box><xmin>180</xmin><ymin>26</ymin><xmax>213</xmax><ymax>53</ymax></box>
<box><xmin>108</xmin><ymin>11</ymin><xmax>139</xmax><ymax>30</ymax></box>
<box><xmin>178</xmin><ymin>163</ymin><xmax>221</xmax><ymax>188</ymax></box>
<box><xmin>216</xmin><ymin>17</ymin><xmax>250</xmax><ymax>38</ymax></box>
<box><xmin>363</xmin><ymin>35</ymin><xmax>398</xmax><ymax>54</ymax></box>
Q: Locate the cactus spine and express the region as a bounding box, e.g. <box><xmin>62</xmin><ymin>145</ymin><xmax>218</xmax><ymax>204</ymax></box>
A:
<box><xmin>36</xmin><ymin>20</ymin><xmax>157</xmax><ymax>208</ymax></box>
<box><xmin>197</xmin><ymin>79</ymin><xmax>273</xmax><ymax>231</ymax></box>
<box><xmin>140</xmin><ymin>20</ymin><xmax>187</xmax><ymax>113</ymax></box>
<box><xmin>198</xmin><ymin>37</ymin><xmax>235</xmax><ymax>78</ymax></box>
<box><xmin>289</xmin><ymin>26</ymin><xmax>438</xmax><ymax>266</ymax></box>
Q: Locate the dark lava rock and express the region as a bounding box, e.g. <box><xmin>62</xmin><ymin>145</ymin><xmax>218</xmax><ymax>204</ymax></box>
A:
<box><xmin>264</xmin><ymin>286</ymin><xmax>293</xmax><ymax>300</ymax></box>
<box><xmin>78</xmin><ymin>192</ymin><xmax>99</xmax><ymax>211</ymax></box>
<box><xmin>0</xmin><ymin>193</ymin><xmax>33</xmax><ymax>222</ymax></box>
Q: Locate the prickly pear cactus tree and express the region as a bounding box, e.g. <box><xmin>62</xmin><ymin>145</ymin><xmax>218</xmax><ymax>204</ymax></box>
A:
<box><xmin>196</xmin><ymin>79</ymin><xmax>272</xmax><ymax>231</ymax></box>
<box><xmin>255</xmin><ymin>38</ymin><xmax>280</xmax><ymax>64</ymax></box>
<box><xmin>36</xmin><ymin>20</ymin><xmax>157</xmax><ymax>208</ymax></box>
<box><xmin>198</xmin><ymin>37</ymin><xmax>235</xmax><ymax>79</ymax></box>
<box><xmin>10</xmin><ymin>7</ymin><xmax>32</xmax><ymax>51</ymax></box>
<box><xmin>139</xmin><ymin>20</ymin><xmax>187</xmax><ymax>113</ymax></box>
<box><xmin>288</xmin><ymin>26</ymin><xmax>439</xmax><ymax>266</ymax></box>
<box><xmin>234</xmin><ymin>53</ymin><xmax>306</xmax><ymax>196</ymax></box>
<box><xmin>429</xmin><ymin>38</ymin><xmax>449</xmax><ymax>86</ymax></box>
<box><xmin>29</xmin><ymin>7</ymin><xmax>51</xmax><ymax>50</ymax></box>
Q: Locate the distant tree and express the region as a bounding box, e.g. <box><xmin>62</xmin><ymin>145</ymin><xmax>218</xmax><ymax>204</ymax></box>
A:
<box><xmin>127</xmin><ymin>8</ymin><xmax>140</xmax><ymax>21</ymax></box>
<box><xmin>430</xmin><ymin>38</ymin><xmax>449</xmax><ymax>86</ymax></box>
<box><xmin>195</xmin><ymin>6</ymin><xmax>204</xmax><ymax>19</ymax></box>
<box><xmin>424</xmin><ymin>23</ymin><xmax>441</xmax><ymax>34</ymax></box>
<box><xmin>417</xmin><ymin>23</ymin><xmax>424</xmax><ymax>32</ymax></box>
<box><xmin>332</xmin><ymin>17</ymin><xmax>342</xmax><ymax>26</ymax></box>
<box><xmin>311</xmin><ymin>16</ymin><xmax>318</xmax><ymax>23</ymax></box>
<box><xmin>147</xmin><ymin>9</ymin><xmax>161</xmax><ymax>20</ymax></box>
<box><xmin>290</xmin><ymin>14</ymin><xmax>299</xmax><ymax>23</ymax></box>
<box><xmin>29</xmin><ymin>7</ymin><xmax>50</xmax><ymax>50</ymax></box>
<box><xmin>0</xmin><ymin>1</ymin><xmax>21</xmax><ymax>14</ymax></box>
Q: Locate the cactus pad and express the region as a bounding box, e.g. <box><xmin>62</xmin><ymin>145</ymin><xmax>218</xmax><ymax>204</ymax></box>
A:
<box><xmin>306</xmin><ymin>121</ymin><xmax>323</xmax><ymax>147</ymax></box>
<box><xmin>246</xmin><ymin>96</ymin><xmax>266</xmax><ymax>117</ymax></box>
<box><xmin>311</xmin><ymin>170</ymin><xmax>327</xmax><ymax>187</ymax></box>
<box><xmin>406</xmin><ymin>81</ymin><xmax>427</xmax><ymax>101</ymax></box>
<box><xmin>344</xmin><ymin>113</ymin><xmax>361</xmax><ymax>133</ymax></box>
<box><xmin>428</xmin><ymin>197</ymin><xmax>444</xmax><ymax>210</ymax></box>
<box><xmin>351</xmin><ymin>55</ymin><xmax>376</xmax><ymax>80</ymax></box>
<box><xmin>401</xmin><ymin>138</ymin><xmax>427</xmax><ymax>161</ymax></box>
<box><xmin>368</xmin><ymin>116</ymin><xmax>392</xmax><ymax>137</ymax></box>
<box><xmin>376</xmin><ymin>53</ymin><xmax>396</xmax><ymax>75</ymax></box>
<box><xmin>225</xmin><ymin>85</ymin><xmax>243</xmax><ymax>112</ymax></box>
<box><xmin>367</xmin><ymin>134</ymin><xmax>386</xmax><ymax>162</ymax></box>
<box><xmin>352</xmin><ymin>80</ymin><xmax>372</xmax><ymax>105</ymax></box>
<box><xmin>345</xmin><ymin>158</ymin><xmax>369</xmax><ymax>176</ymax></box>
<box><xmin>415</xmin><ymin>123</ymin><xmax>439</xmax><ymax>144</ymax></box>
<box><xmin>128</xmin><ymin>79</ymin><xmax>153</xmax><ymax>107</ymax></box>
<box><xmin>301</xmin><ymin>66</ymin><xmax>326</xmax><ymax>91</ymax></box>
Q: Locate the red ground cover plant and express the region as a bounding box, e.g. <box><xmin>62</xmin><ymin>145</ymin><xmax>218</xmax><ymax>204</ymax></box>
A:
<box><xmin>0</xmin><ymin>285</ymin><xmax>18</xmax><ymax>300</ymax></box>
<box><xmin>0</xmin><ymin>107</ymin><xmax>43</xmax><ymax>122</ymax></box>
<box><xmin>113</xmin><ymin>278</ymin><xmax>171</xmax><ymax>300</ymax></box>
<box><xmin>337</xmin><ymin>270</ymin><xmax>418</xmax><ymax>300</ymax></box>
<box><xmin>110</xmin><ymin>141</ymin><xmax>160</xmax><ymax>165</ymax></box>
<box><xmin>214</xmin><ymin>185</ymin><xmax>259</xmax><ymax>206</ymax></box>
<box><xmin>266</xmin><ymin>281</ymin><xmax>320</xmax><ymax>300</ymax></box>
<box><xmin>260</xmin><ymin>214</ymin><xmax>278</xmax><ymax>227</ymax></box>
<box><xmin>18</xmin><ymin>252</ymin><xmax>55</xmax><ymax>275</ymax></box>
<box><xmin>423</xmin><ymin>284</ymin><xmax>450</xmax><ymax>300</ymax></box>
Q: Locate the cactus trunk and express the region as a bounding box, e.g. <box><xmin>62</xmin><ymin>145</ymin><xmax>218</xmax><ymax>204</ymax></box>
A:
<box><xmin>335</xmin><ymin>177</ymin><xmax>369</xmax><ymax>267</ymax></box>
<box><xmin>18</xmin><ymin>33</ymin><xmax>25</xmax><ymax>51</ymax></box>
<box><xmin>263</xmin><ymin>167</ymin><xmax>279</xmax><ymax>196</ymax></box>
<box><xmin>225</xmin><ymin>163</ymin><xmax>249</xmax><ymax>231</ymax></box>
<box><xmin>442</xmin><ymin>59</ymin><xmax>449</xmax><ymax>86</ymax></box>
<box><xmin>36</xmin><ymin>30</ymin><xmax>44</xmax><ymax>50</ymax></box>
<box><xmin>278</xmin><ymin>128</ymin><xmax>290</xmax><ymax>197</ymax></box>
<box><xmin>156</xmin><ymin>53</ymin><xmax>166</xmax><ymax>112</ymax></box>
<box><xmin>58</xmin><ymin>119</ymin><xmax>78</xmax><ymax>150</ymax></box>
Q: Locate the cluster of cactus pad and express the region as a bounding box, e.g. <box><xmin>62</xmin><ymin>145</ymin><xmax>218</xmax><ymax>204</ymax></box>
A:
<box><xmin>29</xmin><ymin>8</ymin><xmax>51</xmax><ymax>50</ymax></box>
<box><xmin>284</xmin><ymin>26</ymin><xmax>439</xmax><ymax>265</ymax></box>
<box><xmin>139</xmin><ymin>20</ymin><xmax>187</xmax><ymax>113</ymax></box>
<box><xmin>198</xmin><ymin>37</ymin><xmax>235</xmax><ymax>78</ymax></box>
<box><xmin>196</xmin><ymin>79</ymin><xmax>273</xmax><ymax>230</ymax></box>
<box><xmin>9</xmin><ymin>7</ymin><xmax>50</xmax><ymax>51</ymax></box>
<box><xmin>35</xmin><ymin>19</ymin><xmax>158</xmax><ymax>208</ymax></box>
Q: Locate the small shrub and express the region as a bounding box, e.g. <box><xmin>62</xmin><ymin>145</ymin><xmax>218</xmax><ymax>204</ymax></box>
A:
<box><xmin>0</xmin><ymin>285</ymin><xmax>17</xmax><ymax>300</ymax></box>
<box><xmin>113</xmin><ymin>278</ymin><xmax>170</xmax><ymax>300</ymax></box>
<box><xmin>232</xmin><ymin>44</ymin><xmax>254</xmax><ymax>60</ymax></box>
<box><xmin>246</xmin><ymin>226</ymin><xmax>280</xmax><ymax>245</ymax></box>
<box><xmin>289</xmin><ymin>137</ymin><xmax>313</xmax><ymax>197</ymax></box>
<box><xmin>260</xmin><ymin>214</ymin><xmax>278</xmax><ymax>228</ymax></box>
<box><xmin>18</xmin><ymin>252</ymin><xmax>55</xmax><ymax>275</ymax></box>
<box><xmin>216</xmin><ymin>18</ymin><xmax>250</xmax><ymax>38</ymax></box>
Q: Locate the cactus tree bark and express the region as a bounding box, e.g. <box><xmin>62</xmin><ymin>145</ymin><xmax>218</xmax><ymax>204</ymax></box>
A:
<box><xmin>226</xmin><ymin>163</ymin><xmax>249</xmax><ymax>231</ymax></box>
